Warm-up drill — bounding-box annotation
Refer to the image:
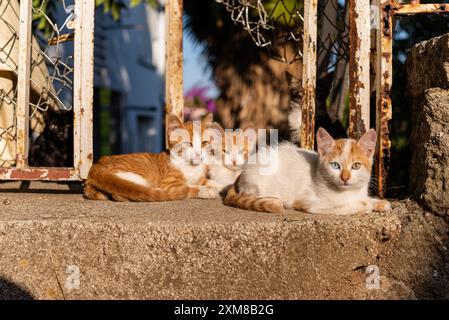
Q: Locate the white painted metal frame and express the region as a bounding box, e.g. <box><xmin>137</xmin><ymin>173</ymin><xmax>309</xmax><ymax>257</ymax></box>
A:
<box><xmin>0</xmin><ymin>0</ymin><xmax>94</xmax><ymax>181</ymax></box>
<box><xmin>349</xmin><ymin>0</ymin><xmax>371</xmax><ymax>139</ymax></box>
<box><xmin>16</xmin><ymin>0</ymin><xmax>33</xmax><ymax>169</ymax></box>
<box><xmin>74</xmin><ymin>0</ymin><xmax>95</xmax><ymax>179</ymax></box>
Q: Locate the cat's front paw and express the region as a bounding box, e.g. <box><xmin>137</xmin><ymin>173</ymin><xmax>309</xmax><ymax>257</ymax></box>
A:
<box><xmin>198</xmin><ymin>186</ymin><xmax>219</xmax><ymax>199</ymax></box>
<box><xmin>372</xmin><ymin>199</ymin><xmax>392</xmax><ymax>212</ymax></box>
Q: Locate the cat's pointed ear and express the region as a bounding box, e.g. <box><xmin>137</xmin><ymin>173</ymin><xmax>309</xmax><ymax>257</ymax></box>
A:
<box><xmin>204</xmin><ymin>122</ymin><xmax>224</xmax><ymax>145</ymax></box>
<box><xmin>316</xmin><ymin>127</ymin><xmax>335</xmax><ymax>156</ymax></box>
<box><xmin>357</xmin><ymin>129</ymin><xmax>377</xmax><ymax>158</ymax></box>
<box><xmin>167</xmin><ymin>113</ymin><xmax>183</xmax><ymax>133</ymax></box>
<box><xmin>166</xmin><ymin>113</ymin><xmax>185</xmax><ymax>145</ymax></box>
<box><xmin>202</xmin><ymin>113</ymin><xmax>214</xmax><ymax>126</ymax></box>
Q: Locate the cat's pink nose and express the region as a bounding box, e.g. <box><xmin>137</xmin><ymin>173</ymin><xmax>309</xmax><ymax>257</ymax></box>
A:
<box><xmin>340</xmin><ymin>170</ymin><xmax>351</xmax><ymax>183</ymax></box>
<box><xmin>232</xmin><ymin>159</ymin><xmax>237</xmax><ymax>165</ymax></box>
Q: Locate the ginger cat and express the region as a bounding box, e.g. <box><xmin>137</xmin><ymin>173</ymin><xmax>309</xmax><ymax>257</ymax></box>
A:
<box><xmin>84</xmin><ymin>114</ymin><xmax>219</xmax><ymax>201</ymax></box>
<box><xmin>224</xmin><ymin>128</ymin><xmax>391</xmax><ymax>214</ymax></box>
<box><xmin>206</xmin><ymin>126</ymin><xmax>257</xmax><ymax>193</ymax></box>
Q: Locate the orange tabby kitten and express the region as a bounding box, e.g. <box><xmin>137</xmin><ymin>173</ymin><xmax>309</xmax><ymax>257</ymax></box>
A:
<box><xmin>84</xmin><ymin>114</ymin><xmax>219</xmax><ymax>201</ymax></box>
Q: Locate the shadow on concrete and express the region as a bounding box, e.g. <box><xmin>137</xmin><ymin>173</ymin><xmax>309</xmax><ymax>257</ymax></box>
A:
<box><xmin>418</xmin><ymin>219</ymin><xmax>449</xmax><ymax>300</ymax></box>
<box><xmin>0</xmin><ymin>181</ymin><xmax>83</xmax><ymax>194</ymax></box>
<box><xmin>0</xmin><ymin>277</ymin><xmax>34</xmax><ymax>300</ymax></box>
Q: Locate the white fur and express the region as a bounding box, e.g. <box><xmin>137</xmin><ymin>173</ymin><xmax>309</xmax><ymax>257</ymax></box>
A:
<box><xmin>206</xmin><ymin>138</ymin><xmax>253</xmax><ymax>192</ymax></box>
<box><xmin>171</xmin><ymin>159</ymin><xmax>207</xmax><ymax>185</ymax></box>
<box><xmin>115</xmin><ymin>172</ymin><xmax>149</xmax><ymax>187</ymax></box>
<box><xmin>198</xmin><ymin>186</ymin><xmax>219</xmax><ymax>199</ymax></box>
<box><xmin>169</xmin><ymin>141</ymin><xmax>209</xmax><ymax>186</ymax></box>
<box><xmin>237</xmin><ymin>142</ymin><xmax>384</xmax><ymax>215</ymax></box>
<box><xmin>288</xmin><ymin>106</ymin><xmax>302</xmax><ymax>143</ymax></box>
<box><xmin>208</xmin><ymin>159</ymin><xmax>242</xmax><ymax>191</ymax></box>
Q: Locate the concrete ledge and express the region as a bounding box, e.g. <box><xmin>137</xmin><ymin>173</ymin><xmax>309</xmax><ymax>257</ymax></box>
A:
<box><xmin>0</xmin><ymin>185</ymin><xmax>448</xmax><ymax>299</ymax></box>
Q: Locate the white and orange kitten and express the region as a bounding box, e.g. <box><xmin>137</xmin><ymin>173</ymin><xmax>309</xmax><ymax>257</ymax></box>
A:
<box><xmin>205</xmin><ymin>127</ymin><xmax>256</xmax><ymax>193</ymax></box>
<box><xmin>225</xmin><ymin>128</ymin><xmax>391</xmax><ymax>214</ymax></box>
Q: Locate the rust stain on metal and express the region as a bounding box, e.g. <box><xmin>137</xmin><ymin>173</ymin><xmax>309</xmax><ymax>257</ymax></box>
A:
<box><xmin>11</xmin><ymin>169</ymin><xmax>44</xmax><ymax>180</ymax></box>
<box><xmin>375</xmin><ymin>0</ymin><xmax>393</xmax><ymax>198</ymax></box>
<box><xmin>165</xmin><ymin>0</ymin><xmax>184</xmax><ymax>119</ymax></box>
<box><xmin>300</xmin><ymin>83</ymin><xmax>316</xmax><ymax>150</ymax></box>
<box><xmin>348</xmin><ymin>75</ymin><xmax>368</xmax><ymax>139</ymax></box>
<box><xmin>0</xmin><ymin>168</ymin><xmax>74</xmax><ymax>181</ymax></box>
<box><xmin>348</xmin><ymin>0</ymin><xmax>370</xmax><ymax>139</ymax></box>
<box><xmin>165</xmin><ymin>0</ymin><xmax>184</xmax><ymax>148</ymax></box>
<box><xmin>349</xmin><ymin>103</ymin><xmax>367</xmax><ymax>139</ymax></box>
<box><xmin>9</xmin><ymin>169</ymin><xmax>45</xmax><ymax>180</ymax></box>
<box><xmin>45</xmin><ymin>168</ymin><xmax>72</xmax><ymax>180</ymax></box>
<box><xmin>300</xmin><ymin>0</ymin><xmax>317</xmax><ymax>150</ymax></box>
<box><xmin>382</xmin><ymin>52</ymin><xmax>391</xmax><ymax>61</ymax></box>
<box><xmin>382</xmin><ymin>3</ymin><xmax>393</xmax><ymax>37</ymax></box>
<box><xmin>394</xmin><ymin>3</ymin><xmax>449</xmax><ymax>15</ymax></box>
<box><xmin>349</xmin><ymin>71</ymin><xmax>368</xmax><ymax>139</ymax></box>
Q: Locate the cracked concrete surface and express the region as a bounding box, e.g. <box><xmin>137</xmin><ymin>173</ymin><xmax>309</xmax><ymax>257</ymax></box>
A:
<box><xmin>0</xmin><ymin>182</ymin><xmax>448</xmax><ymax>300</ymax></box>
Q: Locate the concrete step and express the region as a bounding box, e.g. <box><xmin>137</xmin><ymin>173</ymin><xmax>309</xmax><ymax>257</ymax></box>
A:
<box><xmin>0</xmin><ymin>186</ymin><xmax>448</xmax><ymax>299</ymax></box>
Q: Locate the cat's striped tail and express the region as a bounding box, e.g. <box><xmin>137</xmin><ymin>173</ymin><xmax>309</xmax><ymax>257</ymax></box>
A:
<box><xmin>84</xmin><ymin>164</ymin><xmax>196</xmax><ymax>202</ymax></box>
<box><xmin>224</xmin><ymin>185</ymin><xmax>284</xmax><ymax>213</ymax></box>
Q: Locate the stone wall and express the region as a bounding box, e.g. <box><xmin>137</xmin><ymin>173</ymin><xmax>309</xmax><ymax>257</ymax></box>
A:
<box><xmin>407</xmin><ymin>33</ymin><xmax>449</xmax><ymax>217</ymax></box>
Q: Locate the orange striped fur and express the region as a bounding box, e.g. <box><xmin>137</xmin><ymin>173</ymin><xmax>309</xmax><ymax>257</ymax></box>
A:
<box><xmin>84</xmin><ymin>114</ymin><xmax>217</xmax><ymax>202</ymax></box>
<box><xmin>223</xmin><ymin>177</ymin><xmax>284</xmax><ymax>213</ymax></box>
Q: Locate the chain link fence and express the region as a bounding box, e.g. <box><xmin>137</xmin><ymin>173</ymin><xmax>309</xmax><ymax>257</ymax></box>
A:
<box><xmin>0</xmin><ymin>0</ymin><xmax>75</xmax><ymax>167</ymax></box>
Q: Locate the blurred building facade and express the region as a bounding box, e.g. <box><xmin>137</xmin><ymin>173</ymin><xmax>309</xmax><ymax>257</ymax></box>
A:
<box><xmin>93</xmin><ymin>2</ymin><xmax>165</xmax><ymax>158</ymax></box>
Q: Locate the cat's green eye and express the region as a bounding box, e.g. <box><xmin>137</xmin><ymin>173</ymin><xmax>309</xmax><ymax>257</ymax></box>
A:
<box><xmin>352</xmin><ymin>162</ymin><xmax>362</xmax><ymax>170</ymax></box>
<box><xmin>330</xmin><ymin>162</ymin><xmax>341</xmax><ymax>170</ymax></box>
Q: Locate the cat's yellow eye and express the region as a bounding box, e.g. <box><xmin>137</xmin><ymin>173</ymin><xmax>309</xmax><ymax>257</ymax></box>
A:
<box><xmin>352</xmin><ymin>162</ymin><xmax>362</xmax><ymax>170</ymax></box>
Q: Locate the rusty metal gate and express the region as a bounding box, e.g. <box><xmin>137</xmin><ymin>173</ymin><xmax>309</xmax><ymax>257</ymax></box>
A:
<box><xmin>373</xmin><ymin>0</ymin><xmax>449</xmax><ymax>196</ymax></box>
<box><xmin>0</xmin><ymin>0</ymin><xmax>93</xmax><ymax>181</ymax></box>
<box><xmin>166</xmin><ymin>0</ymin><xmax>318</xmax><ymax>148</ymax></box>
<box><xmin>165</xmin><ymin>0</ymin><xmax>449</xmax><ymax>197</ymax></box>
<box><xmin>1</xmin><ymin>0</ymin><xmax>448</xmax><ymax>191</ymax></box>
